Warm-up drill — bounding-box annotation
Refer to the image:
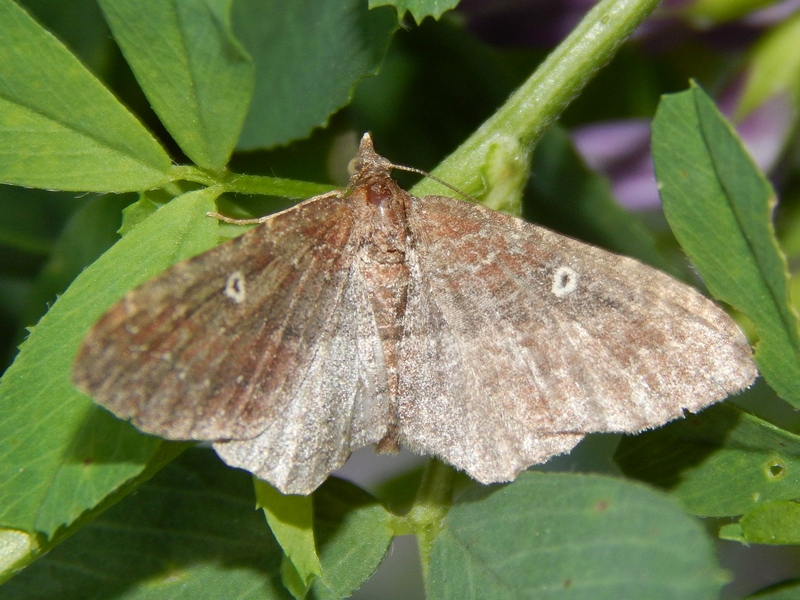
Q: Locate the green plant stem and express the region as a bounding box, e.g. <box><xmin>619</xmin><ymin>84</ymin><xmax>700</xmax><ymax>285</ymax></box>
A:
<box><xmin>412</xmin><ymin>0</ymin><xmax>662</xmax><ymax>198</ymax></box>
<box><xmin>171</xmin><ymin>165</ymin><xmax>335</xmax><ymax>199</ymax></box>
<box><xmin>220</xmin><ymin>173</ymin><xmax>335</xmax><ymax>198</ymax></box>
<box><xmin>170</xmin><ymin>0</ymin><xmax>659</xmax><ymax>209</ymax></box>
<box><xmin>404</xmin><ymin>459</ymin><xmax>456</xmax><ymax>579</ymax></box>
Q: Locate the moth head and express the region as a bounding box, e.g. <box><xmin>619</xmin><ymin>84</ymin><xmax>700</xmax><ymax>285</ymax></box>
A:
<box><xmin>347</xmin><ymin>133</ymin><xmax>395</xmax><ymax>188</ymax></box>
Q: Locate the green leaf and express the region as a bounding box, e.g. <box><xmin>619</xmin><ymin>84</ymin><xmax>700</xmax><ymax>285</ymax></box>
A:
<box><xmin>0</xmin><ymin>188</ymin><xmax>81</xmax><ymax>258</ymax></box>
<box><xmin>0</xmin><ymin>188</ymin><xmax>220</xmax><ymax>539</ymax></box>
<box><xmin>427</xmin><ymin>472</ymin><xmax>726</xmax><ymax>599</ymax></box>
<box><xmin>747</xmin><ymin>579</ymin><xmax>800</xmax><ymax>598</ymax></box>
<box><xmin>118</xmin><ymin>192</ymin><xmax>166</xmax><ymax>236</ymax></box>
<box><xmin>0</xmin><ymin>448</ymin><xmax>291</xmax><ymax>599</ymax></box>
<box><xmin>718</xmin><ymin>523</ymin><xmax>745</xmax><ymax>543</ymax></box>
<box><xmin>17</xmin><ymin>0</ymin><xmax>114</xmax><ymax>76</ymax></box>
<box><xmin>738</xmin><ymin>11</ymin><xmax>800</xmax><ymax>118</ymax></box>
<box><xmin>615</xmin><ymin>403</ymin><xmax>800</xmax><ymax>517</ymax></box>
<box><xmin>652</xmin><ymin>82</ymin><xmax>800</xmax><ymax>407</ymax></box>
<box><xmin>279</xmin><ymin>559</ymin><xmax>308</xmax><ymax>600</ymax></box>
<box><xmin>368</xmin><ymin>0</ymin><xmax>461</xmax><ymax>23</ymax></box>
<box><xmin>411</xmin><ymin>0</ymin><xmax>661</xmax><ymax>201</ymax></box>
<box><xmin>0</xmin><ymin>0</ymin><xmax>172</xmax><ymax>192</ymax></box>
<box><xmin>311</xmin><ymin>478</ymin><xmax>394</xmax><ymax>600</ymax></box>
<box><xmin>255</xmin><ymin>480</ymin><xmax>322</xmax><ymax>595</ymax></box>
<box><xmin>232</xmin><ymin>0</ymin><xmax>397</xmax><ymax>149</ymax></box>
<box><xmin>22</xmin><ymin>194</ymin><xmax>133</xmax><ymax>328</ymax></box>
<box><xmin>737</xmin><ymin>500</ymin><xmax>800</xmax><ymax>545</ymax></box>
<box><xmin>0</xmin><ymin>528</ymin><xmax>36</xmax><ymax>578</ymax></box>
<box><xmin>685</xmin><ymin>0</ymin><xmax>774</xmax><ymax>23</ymax></box>
<box><xmin>100</xmin><ymin>0</ymin><xmax>255</xmax><ymax>172</ymax></box>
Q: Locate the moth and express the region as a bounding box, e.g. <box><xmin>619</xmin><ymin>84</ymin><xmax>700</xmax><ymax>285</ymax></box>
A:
<box><xmin>73</xmin><ymin>134</ymin><xmax>757</xmax><ymax>494</ymax></box>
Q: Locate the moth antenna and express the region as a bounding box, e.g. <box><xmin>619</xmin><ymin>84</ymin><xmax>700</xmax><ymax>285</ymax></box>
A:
<box><xmin>207</xmin><ymin>211</ymin><xmax>270</xmax><ymax>225</ymax></box>
<box><xmin>390</xmin><ymin>163</ymin><xmax>479</xmax><ymax>203</ymax></box>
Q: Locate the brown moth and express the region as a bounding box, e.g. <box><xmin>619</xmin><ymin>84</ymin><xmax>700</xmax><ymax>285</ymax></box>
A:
<box><xmin>73</xmin><ymin>133</ymin><xmax>757</xmax><ymax>495</ymax></box>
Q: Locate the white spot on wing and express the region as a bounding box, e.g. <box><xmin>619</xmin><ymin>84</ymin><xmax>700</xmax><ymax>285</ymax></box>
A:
<box><xmin>224</xmin><ymin>271</ymin><xmax>246</xmax><ymax>304</ymax></box>
<box><xmin>552</xmin><ymin>266</ymin><xmax>578</xmax><ymax>298</ymax></box>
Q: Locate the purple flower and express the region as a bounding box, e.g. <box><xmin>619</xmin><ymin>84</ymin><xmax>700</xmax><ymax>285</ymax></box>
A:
<box><xmin>571</xmin><ymin>83</ymin><xmax>794</xmax><ymax>210</ymax></box>
<box><xmin>458</xmin><ymin>0</ymin><xmax>798</xmax><ymax>210</ymax></box>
